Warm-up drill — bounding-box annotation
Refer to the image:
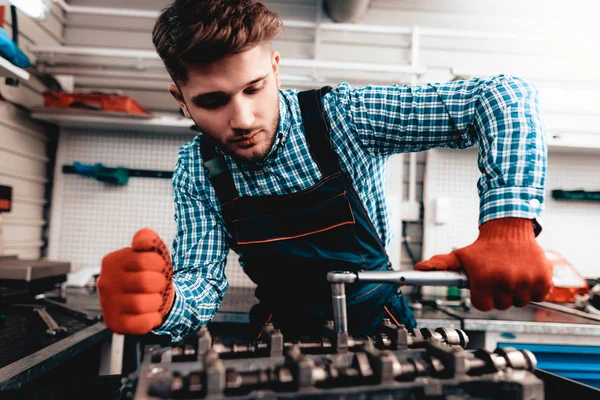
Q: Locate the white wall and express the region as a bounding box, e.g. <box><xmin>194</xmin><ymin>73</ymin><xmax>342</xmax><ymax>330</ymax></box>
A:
<box><xmin>0</xmin><ymin>104</ymin><xmax>50</xmax><ymax>258</ymax></box>
<box><xmin>0</xmin><ymin>3</ymin><xmax>64</xmax><ymax>258</ymax></box>
<box><xmin>47</xmin><ymin>130</ymin><xmax>257</xmax><ymax>286</ymax></box>
<box><xmin>47</xmin><ymin>131</ymin><xmax>189</xmax><ymax>269</ymax></box>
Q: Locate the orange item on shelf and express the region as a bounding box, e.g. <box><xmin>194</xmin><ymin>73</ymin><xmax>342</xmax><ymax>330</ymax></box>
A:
<box><xmin>544</xmin><ymin>250</ymin><xmax>589</xmax><ymax>303</ymax></box>
<box><xmin>43</xmin><ymin>91</ymin><xmax>150</xmax><ymax>116</ymax></box>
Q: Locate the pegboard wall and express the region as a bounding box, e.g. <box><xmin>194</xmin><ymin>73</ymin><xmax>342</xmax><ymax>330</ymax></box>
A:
<box><xmin>47</xmin><ymin>130</ymin><xmax>255</xmax><ymax>288</ymax></box>
<box><xmin>423</xmin><ymin>148</ymin><xmax>600</xmax><ymax>278</ymax></box>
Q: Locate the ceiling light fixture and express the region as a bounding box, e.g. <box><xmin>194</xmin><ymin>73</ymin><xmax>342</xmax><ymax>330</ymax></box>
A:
<box><xmin>7</xmin><ymin>0</ymin><xmax>50</xmax><ymax>21</ymax></box>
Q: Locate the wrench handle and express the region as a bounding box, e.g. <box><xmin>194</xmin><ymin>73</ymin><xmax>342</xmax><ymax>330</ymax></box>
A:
<box><xmin>356</xmin><ymin>270</ymin><xmax>469</xmax><ymax>288</ymax></box>
<box><xmin>34</xmin><ymin>307</ymin><xmax>68</xmax><ymax>336</ymax></box>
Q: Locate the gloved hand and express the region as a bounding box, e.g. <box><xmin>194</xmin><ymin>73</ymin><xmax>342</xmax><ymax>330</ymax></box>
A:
<box><xmin>97</xmin><ymin>228</ymin><xmax>174</xmax><ymax>334</ymax></box>
<box><xmin>415</xmin><ymin>218</ymin><xmax>552</xmax><ymax>311</ymax></box>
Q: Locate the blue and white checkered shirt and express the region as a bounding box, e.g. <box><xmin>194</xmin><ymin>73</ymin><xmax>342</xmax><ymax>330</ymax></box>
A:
<box><xmin>155</xmin><ymin>74</ymin><xmax>547</xmax><ymax>342</ymax></box>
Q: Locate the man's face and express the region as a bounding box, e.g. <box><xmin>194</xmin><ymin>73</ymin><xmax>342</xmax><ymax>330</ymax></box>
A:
<box><xmin>170</xmin><ymin>44</ymin><xmax>281</xmax><ymax>163</ymax></box>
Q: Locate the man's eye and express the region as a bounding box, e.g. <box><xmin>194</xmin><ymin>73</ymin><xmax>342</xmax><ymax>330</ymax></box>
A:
<box><xmin>200</xmin><ymin>102</ymin><xmax>222</xmax><ymax>110</ymax></box>
<box><xmin>197</xmin><ymin>97</ymin><xmax>227</xmax><ymax>109</ymax></box>
<box><xmin>245</xmin><ymin>84</ymin><xmax>265</xmax><ymax>95</ymax></box>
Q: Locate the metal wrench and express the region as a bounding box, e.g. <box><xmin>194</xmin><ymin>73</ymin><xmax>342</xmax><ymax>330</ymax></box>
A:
<box><xmin>327</xmin><ymin>270</ymin><xmax>469</xmax><ymax>334</ymax></box>
<box><xmin>328</xmin><ymin>270</ymin><xmax>469</xmax><ymax>287</ymax></box>
<box><xmin>36</xmin><ymin>295</ymin><xmax>102</xmax><ymax>321</ymax></box>
<box><xmin>33</xmin><ymin>307</ymin><xmax>68</xmax><ymax>336</ymax></box>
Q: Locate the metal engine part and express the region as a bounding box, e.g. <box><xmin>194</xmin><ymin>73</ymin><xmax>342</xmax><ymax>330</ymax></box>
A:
<box><xmin>130</xmin><ymin>322</ymin><xmax>544</xmax><ymax>400</ymax></box>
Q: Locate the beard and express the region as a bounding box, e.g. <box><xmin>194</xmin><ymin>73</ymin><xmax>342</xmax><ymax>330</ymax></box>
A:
<box><xmin>235</xmin><ymin>107</ymin><xmax>280</xmax><ymax>164</ymax></box>
<box><xmin>193</xmin><ymin>94</ymin><xmax>280</xmax><ymax>164</ymax></box>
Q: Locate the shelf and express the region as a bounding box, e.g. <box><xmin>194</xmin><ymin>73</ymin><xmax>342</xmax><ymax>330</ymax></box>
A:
<box><xmin>0</xmin><ymin>56</ymin><xmax>30</xmax><ymax>81</ymax></box>
<box><xmin>29</xmin><ymin>109</ymin><xmax>600</xmax><ymax>153</ymax></box>
<box><xmin>548</xmin><ymin>133</ymin><xmax>600</xmax><ymax>155</ymax></box>
<box><xmin>31</xmin><ymin>108</ymin><xmax>196</xmax><ymax>135</ymax></box>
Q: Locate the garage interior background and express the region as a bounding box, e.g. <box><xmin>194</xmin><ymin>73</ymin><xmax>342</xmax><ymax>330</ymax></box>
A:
<box><xmin>2</xmin><ymin>0</ymin><xmax>599</xmax><ymax>291</ymax></box>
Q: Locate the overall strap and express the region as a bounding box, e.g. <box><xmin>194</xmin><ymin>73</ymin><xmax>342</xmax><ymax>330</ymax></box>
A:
<box><xmin>200</xmin><ymin>135</ymin><xmax>238</xmax><ymax>204</ymax></box>
<box><xmin>297</xmin><ymin>86</ymin><xmax>342</xmax><ymax>177</ymax></box>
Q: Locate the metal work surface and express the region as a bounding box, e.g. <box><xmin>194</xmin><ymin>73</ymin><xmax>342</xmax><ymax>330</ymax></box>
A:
<box><xmin>0</xmin><ymin>304</ymin><xmax>94</xmax><ymax>370</ymax></box>
<box><xmin>44</xmin><ymin>287</ymin><xmax>104</xmax><ymax>321</ymax></box>
<box><xmin>0</xmin><ymin>259</ymin><xmax>71</xmax><ymax>281</ymax></box>
<box><xmin>412</xmin><ymin>307</ymin><xmax>460</xmax><ymax>329</ymax></box>
<box><xmin>449</xmin><ymin>303</ymin><xmax>600</xmax><ymax>335</ymax></box>
<box><xmin>0</xmin><ymin>288</ymin><xmax>108</xmax><ymax>390</ymax></box>
<box><xmin>0</xmin><ymin>322</ymin><xmax>110</xmax><ymax>390</ymax></box>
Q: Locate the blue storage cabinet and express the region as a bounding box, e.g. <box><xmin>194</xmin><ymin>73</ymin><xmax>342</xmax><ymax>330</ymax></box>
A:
<box><xmin>498</xmin><ymin>343</ymin><xmax>600</xmax><ymax>389</ymax></box>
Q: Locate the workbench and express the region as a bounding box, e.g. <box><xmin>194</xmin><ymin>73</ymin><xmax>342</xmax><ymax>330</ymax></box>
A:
<box><xmin>2</xmin><ymin>286</ymin><xmax>600</xmax><ymax>395</ymax></box>
<box><xmin>0</xmin><ymin>288</ymin><xmax>117</xmax><ymax>396</ymax></box>
<box><xmin>439</xmin><ymin>302</ymin><xmax>600</xmax><ymax>388</ymax></box>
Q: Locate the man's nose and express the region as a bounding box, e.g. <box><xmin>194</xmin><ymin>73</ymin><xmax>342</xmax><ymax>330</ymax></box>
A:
<box><xmin>229</xmin><ymin>98</ymin><xmax>255</xmax><ymax>130</ymax></box>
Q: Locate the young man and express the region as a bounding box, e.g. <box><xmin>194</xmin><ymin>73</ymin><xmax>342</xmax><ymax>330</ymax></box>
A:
<box><xmin>97</xmin><ymin>0</ymin><xmax>552</xmax><ymax>342</ymax></box>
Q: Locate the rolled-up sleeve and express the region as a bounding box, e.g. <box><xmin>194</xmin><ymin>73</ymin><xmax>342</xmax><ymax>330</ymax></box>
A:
<box><xmin>325</xmin><ymin>74</ymin><xmax>547</xmax><ymax>226</ymax></box>
<box><xmin>152</xmin><ymin>144</ymin><xmax>229</xmax><ymax>342</ymax></box>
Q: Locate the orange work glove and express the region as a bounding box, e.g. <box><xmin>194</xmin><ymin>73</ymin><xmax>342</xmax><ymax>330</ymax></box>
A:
<box><xmin>97</xmin><ymin>228</ymin><xmax>174</xmax><ymax>335</ymax></box>
<box><xmin>415</xmin><ymin>218</ymin><xmax>552</xmax><ymax>311</ymax></box>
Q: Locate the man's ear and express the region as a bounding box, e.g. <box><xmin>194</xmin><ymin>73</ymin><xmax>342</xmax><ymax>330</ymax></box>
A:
<box><xmin>271</xmin><ymin>50</ymin><xmax>281</xmax><ymax>88</ymax></box>
<box><xmin>168</xmin><ymin>83</ymin><xmax>192</xmax><ymax>118</ymax></box>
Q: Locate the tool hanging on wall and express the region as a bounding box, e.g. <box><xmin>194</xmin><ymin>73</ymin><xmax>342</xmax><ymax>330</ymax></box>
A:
<box><xmin>62</xmin><ymin>162</ymin><xmax>172</xmax><ymax>185</ymax></box>
<box><xmin>552</xmin><ymin>189</ymin><xmax>600</xmax><ymax>202</ymax></box>
<box><xmin>3</xmin><ymin>6</ymin><xmax>31</xmax><ymax>86</ymax></box>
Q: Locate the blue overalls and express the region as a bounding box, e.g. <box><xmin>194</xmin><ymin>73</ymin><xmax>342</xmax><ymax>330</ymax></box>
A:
<box><xmin>200</xmin><ymin>87</ymin><xmax>416</xmax><ymax>338</ymax></box>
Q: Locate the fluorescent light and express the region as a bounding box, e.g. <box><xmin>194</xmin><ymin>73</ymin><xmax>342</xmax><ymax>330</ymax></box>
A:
<box><xmin>8</xmin><ymin>0</ymin><xmax>50</xmax><ymax>21</ymax></box>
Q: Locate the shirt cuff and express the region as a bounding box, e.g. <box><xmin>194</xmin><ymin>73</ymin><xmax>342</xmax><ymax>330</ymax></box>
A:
<box><xmin>479</xmin><ymin>186</ymin><xmax>544</xmax><ymax>229</ymax></box>
<box><xmin>151</xmin><ymin>284</ymin><xmax>187</xmax><ymax>341</ymax></box>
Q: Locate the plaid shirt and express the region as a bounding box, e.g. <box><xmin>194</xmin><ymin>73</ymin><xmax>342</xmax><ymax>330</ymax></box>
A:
<box><xmin>155</xmin><ymin>74</ymin><xmax>547</xmax><ymax>342</ymax></box>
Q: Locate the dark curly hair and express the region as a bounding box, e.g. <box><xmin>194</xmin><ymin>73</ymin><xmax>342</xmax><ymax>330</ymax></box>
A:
<box><xmin>152</xmin><ymin>0</ymin><xmax>283</xmax><ymax>84</ymax></box>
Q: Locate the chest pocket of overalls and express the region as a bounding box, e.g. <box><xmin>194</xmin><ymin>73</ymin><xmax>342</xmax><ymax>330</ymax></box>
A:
<box><xmin>224</xmin><ymin>174</ymin><xmax>366</xmax><ymax>269</ymax></box>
